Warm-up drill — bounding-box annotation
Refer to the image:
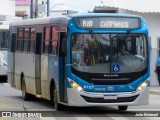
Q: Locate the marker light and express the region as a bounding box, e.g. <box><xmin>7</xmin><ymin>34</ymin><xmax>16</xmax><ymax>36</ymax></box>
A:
<box><xmin>68</xmin><ymin>78</ymin><xmax>84</xmax><ymax>92</ymax></box>
<box><xmin>137</xmin><ymin>80</ymin><xmax>149</xmax><ymax>91</ymax></box>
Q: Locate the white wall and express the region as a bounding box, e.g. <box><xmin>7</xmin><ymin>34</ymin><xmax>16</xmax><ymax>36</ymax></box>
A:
<box><xmin>0</xmin><ymin>0</ymin><xmax>15</xmax><ymax>16</ymax></box>
<box><xmin>118</xmin><ymin>9</ymin><xmax>160</xmax><ymax>86</ymax></box>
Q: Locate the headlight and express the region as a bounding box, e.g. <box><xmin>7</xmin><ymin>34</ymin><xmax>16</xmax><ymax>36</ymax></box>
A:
<box><xmin>68</xmin><ymin>78</ymin><xmax>84</xmax><ymax>92</ymax></box>
<box><xmin>136</xmin><ymin>80</ymin><xmax>149</xmax><ymax>91</ymax></box>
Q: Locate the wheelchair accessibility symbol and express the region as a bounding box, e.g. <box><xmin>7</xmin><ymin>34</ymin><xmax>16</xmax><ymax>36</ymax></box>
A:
<box><xmin>112</xmin><ymin>64</ymin><xmax>120</xmax><ymax>72</ymax></box>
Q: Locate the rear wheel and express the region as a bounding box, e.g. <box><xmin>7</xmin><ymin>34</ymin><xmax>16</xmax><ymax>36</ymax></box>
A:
<box><xmin>118</xmin><ymin>106</ymin><xmax>128</xmax><ymax>111</ymax></box>
<box><xmin>22</xmin><ymin>77</ymin><xmax>30</xmax><ymax>101</ymax></box>
<box><xmin>51</xmin><ymin>85</ymin><xmax>64</xmax><ymax>111</ymax></box>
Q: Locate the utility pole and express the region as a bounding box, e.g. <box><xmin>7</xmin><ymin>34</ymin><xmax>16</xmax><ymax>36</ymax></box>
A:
<box><xmin>47</xmin><ymin>0</ymin><xmax>50</xmax><ymax>17</ymax></box>
<box><xmin>35</xmin><ymin>0</ymin><xmax>39</xmax><ymax>18</ymax></box>
<box><xmin>30</xmin><ymin>0</ymin><xmax>34</xmax><ymax>19</ymax></box>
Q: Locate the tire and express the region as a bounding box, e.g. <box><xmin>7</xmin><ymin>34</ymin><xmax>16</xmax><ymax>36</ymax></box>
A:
<box><xmin>22</xmin><ymin>77</ymin><xmax>30</xmax><ymax>101</ymax></box>
<box><xmin>51</xmin><ymin>86</ymin><xmax>64</xmax><ymax>111</ymax></box>
<box><xmin>118</xmin><ymin>106</ymin><xmax>128</xmax><ymax>111</ymax></box>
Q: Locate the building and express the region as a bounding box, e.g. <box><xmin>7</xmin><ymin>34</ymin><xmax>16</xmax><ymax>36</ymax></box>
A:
<box><xmin>15</xmin><ymin>0</ymin><xmax>31</xmax><ymax>19</ymax></box>
<box><xmin>15</xmin><ymin>0</ymin><xmax>78</xmax><ymax>19</ymax></box>
<box><xmin>0</xmin><ymin>0</ymin><xmax>22</xmax><ymax>22</ymax></box>
<box><xmin>94</xmin><ymin>0</ymin><xmax>160</xmax><ymax>86</ymax></box>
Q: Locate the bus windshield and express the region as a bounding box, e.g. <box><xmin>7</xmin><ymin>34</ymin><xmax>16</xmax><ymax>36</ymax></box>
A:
<box><xmin>71</xmin><ymin>33</ymin><xmax>147</xmax><ymax>73</ymax></box>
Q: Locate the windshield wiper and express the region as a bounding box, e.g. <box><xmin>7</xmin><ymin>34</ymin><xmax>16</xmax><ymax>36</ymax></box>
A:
<box><xmin>89</xmin><ymin>30</ymin><xmax>102</xmax><ymax>47</ymax></box>
<box><xmin>89</xmin><ymin>30</ymin><xmax>104</xmax><ymax>58</ymax></box>
<box><xmin>123</xmin><ymin>30</ymin><xmax>131</xmax><ymax>49</ymax></box>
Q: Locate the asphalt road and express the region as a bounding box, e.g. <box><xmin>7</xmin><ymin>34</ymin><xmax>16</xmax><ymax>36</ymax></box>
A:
<box><xmin>0</xmin><ymin>80</ymin><xmax>160</xmax><ymax>120</ymax></box>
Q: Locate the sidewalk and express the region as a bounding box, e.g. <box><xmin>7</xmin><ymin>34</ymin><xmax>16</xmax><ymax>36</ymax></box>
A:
<box><xmin>150</xmin><ymin>86</ymin><xmax>160</xmax><ymax>95</ymax></box>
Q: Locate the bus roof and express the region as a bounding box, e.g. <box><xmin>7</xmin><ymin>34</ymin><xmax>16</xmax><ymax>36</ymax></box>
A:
<box><xmin>10</xmin><ymin>16</ymin><xmax>70</xmax><ymax>27</ymax></box>
<box><xmin>10</xmin><ymin>13</ymin><xmax>144</xmax><ymax>27</ymax></box>
<box><xmin>69</xmin><ymin>13</ymin><xmax>143</xmax><ymax>19</ymax></box>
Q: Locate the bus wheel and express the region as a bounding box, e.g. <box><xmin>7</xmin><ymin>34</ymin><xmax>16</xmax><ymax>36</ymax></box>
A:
<box><xmin>118</xmin><ymin>106</ymin><xmax>128</xmax><ymax>110</ymax></box>
<box><xmin>51</xmin><ymin>87</ymin><xmax>64</xmax><ymax>111</ymax></box>
<box><xmin>22</xmin><ymin>78</ymin><xmax>30</xmax><ymax>101</ymax></box>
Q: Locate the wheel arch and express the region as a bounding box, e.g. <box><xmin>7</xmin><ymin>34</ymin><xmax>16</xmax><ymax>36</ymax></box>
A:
<box><xmin>50</xmin><ymin>78</ymin><xmax>56</xmax><ymax>100</ymax></box>
<box><xmin>20</xmin><ymin>72</ymin><xmax>24</xmax><ymax>90</ymax></box>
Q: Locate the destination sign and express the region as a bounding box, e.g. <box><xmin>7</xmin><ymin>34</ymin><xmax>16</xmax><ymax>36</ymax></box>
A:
<box><xmin>76</xmin><ymin>17</ymin><xmax>141</xmax><ymax>29</ymax></box>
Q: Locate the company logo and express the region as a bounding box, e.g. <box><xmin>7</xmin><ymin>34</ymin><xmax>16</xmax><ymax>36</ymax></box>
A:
<box><xmin>129</xmin><ymin>85</ymin><xmax>135</xmax><ymax>90</ymax></box>
<box><xmin>107</xmin><ymin>86</ymin><xmax>114</xmax><ymax>91</ymax></box>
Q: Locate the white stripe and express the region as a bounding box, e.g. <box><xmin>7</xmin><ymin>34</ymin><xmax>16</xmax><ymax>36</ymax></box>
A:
<box><xmin>26</xmin><ymin>109</ymin><xmax>56</xmax><ymax>111</ymax></box>
<box><xmin>128</xmin><ymin>109</ymin><xmax>160</xmax><ymax>111</ymax></box>
<box><xmin>4</xmin><ymin>83</ymin><xmax>10</xmax><ymax>86</ymax></box>
<box><xmin>144</xmin><ymin>117</ymin><xmax>160</xmax><ymax>120</ymax></box>
<box><xmin>75</xmin><ymin>117</ymin><xmax>92</xmax><ymax>120</ymax></box>
<box><xmin>107</xmin><ymin>114</ymin><xmax>130</xmax><ymax>120</ymax></box>
<box><xmin>40</xmin><ymin>117</ymin><xmax>56</xmax><ymax>120</ymax></box>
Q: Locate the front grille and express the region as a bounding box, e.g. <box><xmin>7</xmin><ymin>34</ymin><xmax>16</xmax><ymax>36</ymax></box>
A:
<box><xmin>90</xmin><ymin>78</ymin><xmax>130</xmax><ymax>85</ymax></box>
<box><xmin>81</xmin><ymin>94</ymin><xmax>139</xmax><ymax>103</ymax></box>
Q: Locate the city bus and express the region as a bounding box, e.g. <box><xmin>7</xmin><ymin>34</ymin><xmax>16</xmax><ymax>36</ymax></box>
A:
<box><xmin>0</xmin><ymin>21</ymin><xmax>9</xmax><ymax>80</ymax></box>
<box><xmin>8</xmin><ymin>13</ymin><xmax>150</xmax><ymax>111</ymax></box>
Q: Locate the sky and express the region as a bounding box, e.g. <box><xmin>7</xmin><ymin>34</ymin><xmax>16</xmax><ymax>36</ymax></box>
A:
<box><xmin>50</xmin><ymin>0</ymin><xmax>102</xmax><ymax>13</ymax></box>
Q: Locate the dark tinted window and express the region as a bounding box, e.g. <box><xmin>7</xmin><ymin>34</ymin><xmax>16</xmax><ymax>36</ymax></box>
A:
<box><xmin>0</xmin><ymin>31</ymin><xmax>8</xmax><ymax>50</ymax></box>
<box><xmin>43</xmin><ymin>26</ymin><xmax>50</xmax><ymax>54</ymax></box>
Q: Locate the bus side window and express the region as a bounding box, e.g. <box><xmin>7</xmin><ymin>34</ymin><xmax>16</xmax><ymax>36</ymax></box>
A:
<box><xmin>50</xmin><ymin>26</ymin><xmax>59</xmax><ymax>55</ymax></box>
<box><xmin>0</xmin><ymin>31</ymin><xmax>8</xmax><ymax>49</ymax></box>
<box><xmin>9</xmin><ymin>30</ymin><xmax>16</xmax><ymax>52</ymax></box>
<box><xmin>43</xmin><ymin>26</ymin><xmax>50</xmax><ymax>54</ymax></box>
<box><xmin>16</xmin><ymin>28</ymin><xmax>23</xmax><ymax>52</ymax></box>
<box><xmin>29</xmin><ymin>28</ymin><xmax>36</xmax><ymax>53</ymax></box>
<box><xmin>23</xmin><ymin>28</ymin><xmax>30</xmax><ymax>53</ymax></box>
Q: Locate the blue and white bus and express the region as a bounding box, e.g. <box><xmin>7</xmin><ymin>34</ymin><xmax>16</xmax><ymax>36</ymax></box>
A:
<box><xmin>8</xmin><ymin>13</ymin><xmax>150</xmax><ymax>111</ymax></box>
<box><xmin>0</xmin><ymin>21</ymin><xmax>9</xmax><ymax>80</ymax></box>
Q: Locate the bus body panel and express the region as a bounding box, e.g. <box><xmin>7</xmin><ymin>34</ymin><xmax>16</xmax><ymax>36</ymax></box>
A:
<box><xmin>41</xmin><ymin>55</ymin><xmax>49</xmax><ymax>99</ymax></box>
<box><xmin>14</xmin><ymin>53</ymin><xmax>36</xmax><ymax>94</ymax></box>
<box><xmin>48</xmin><ymin>55</ymin><xmax>59</xmax><ymax>100</ymax></box>
<box><xmin>66</xmin><ymin>74</ymin><xmax>150</xmax><ymax>93</ymax></box>
<box><xmin>7</xmin><ymin>52</ymin><xmax>14</xmax><ymax>86</ymax></box>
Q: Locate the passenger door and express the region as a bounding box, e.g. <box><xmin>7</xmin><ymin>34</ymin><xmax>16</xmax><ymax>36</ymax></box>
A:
<box><xmin>35</xmin><ymin>33</ymin><xmax>42</xmax><ymax>96</ymax></box>
<box><xmin>9</xmin><ymin>33</ymin><xmax>16</xmax><ymax>87</ymax></box>
<box><xmin>59</xmin><ymin>32</ymin><xmax>67</xmax><ymax>103</ymax></box>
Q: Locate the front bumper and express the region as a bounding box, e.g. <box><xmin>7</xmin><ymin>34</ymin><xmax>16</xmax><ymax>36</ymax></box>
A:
<box><xmin>67</xmin><ymin>87</ymin><xmax>149</xmax><ymax>106</ymax></box>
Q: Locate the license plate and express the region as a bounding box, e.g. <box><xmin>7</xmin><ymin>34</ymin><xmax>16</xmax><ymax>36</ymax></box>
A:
<box><xmin>104</xmin><ymin>95</ymin><xmax>117</xmax><ymax>100</ymax></box>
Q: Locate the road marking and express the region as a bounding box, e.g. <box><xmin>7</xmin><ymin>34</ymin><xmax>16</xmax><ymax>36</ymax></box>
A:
<box><xmin>128</xmin><ymin>109</ymin><xmax>160</xmax><ymax>111</ymax></box>
<box><xmin>40</xmin><ymin>117</ymin><xmax>56</xmax><ymax>120</ymax></box>
<box><xmin>75</xmin><ymin>117</ymin><xmax>92</xmax><ymax>120</ymax></box>
<box><xmin>107</xmin><ymin>114</ymin><xmax>130</xmax><ymax>120</ymax></box>
<box><xmin>144</xmin><ymin>117</ymin><xmax>160</xmax><ymax>120</ymax></box>
<box><xmin>3</xmin><ymin>83</ymin><xmax>10</xmax><ymax>86</ymax></box>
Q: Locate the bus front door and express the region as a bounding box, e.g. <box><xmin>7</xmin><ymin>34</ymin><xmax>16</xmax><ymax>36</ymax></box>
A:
<box><xmin>59</xmin><ymin>32</ymin><xmax>67</xmax><ymax>103</ymax></box>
